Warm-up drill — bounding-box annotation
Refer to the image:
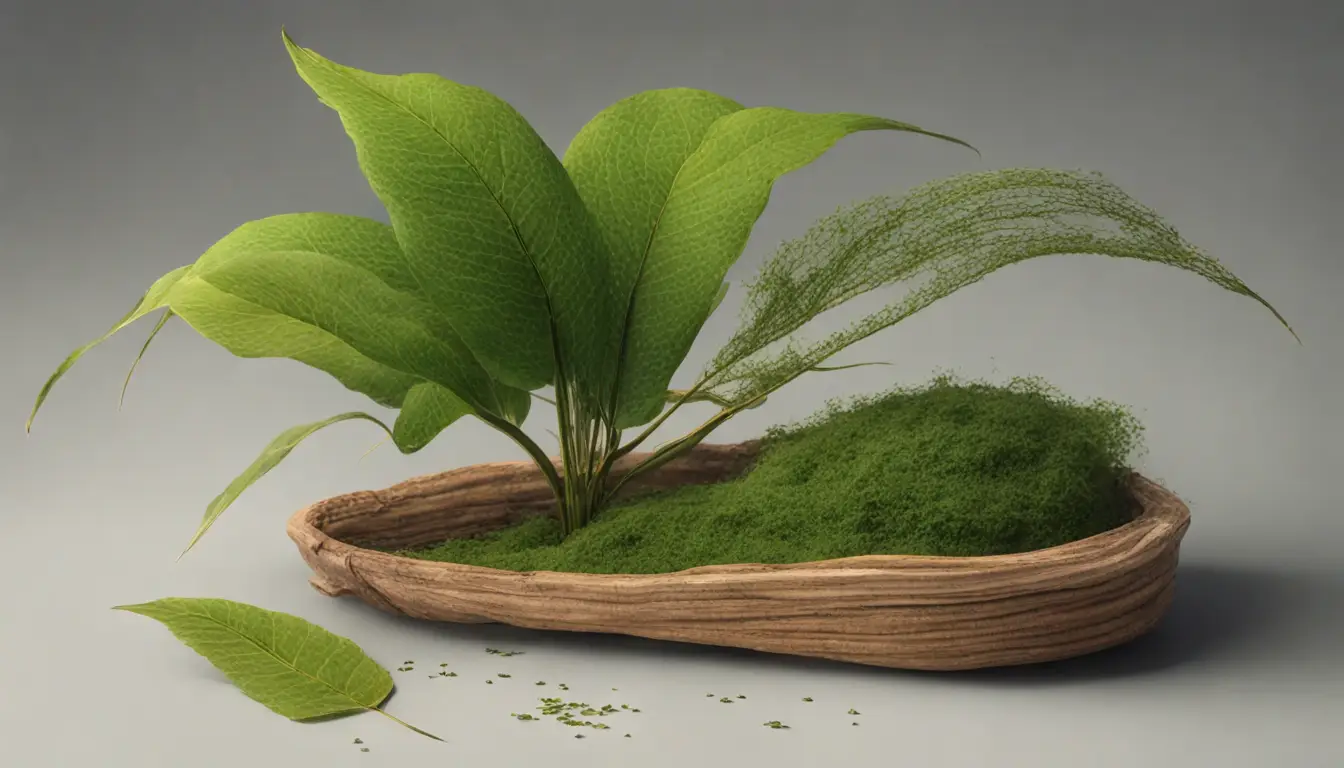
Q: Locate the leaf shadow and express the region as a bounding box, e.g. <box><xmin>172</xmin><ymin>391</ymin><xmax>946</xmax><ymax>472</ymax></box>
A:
<box><xmin>341</xmin><ymin>560</ymin><xmax>1339</xmax><ymax>687</ymax></box>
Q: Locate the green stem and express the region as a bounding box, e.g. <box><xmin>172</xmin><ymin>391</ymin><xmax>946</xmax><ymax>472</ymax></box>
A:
<box><xmin>475</xmin><ymin>411</ymin><xmax>564</xmax><ymax>508</ymax></box>
<box><xmin>370</xmin><ymin>707</ymin><xmax>444</xmax><ymax>742</ymax></box>
<box><xmin>601</xmin><ymin>390</ymin><xmax>766</xmax><ymax>506</ymax></box>
<box><xmin>599</xmin><ymin>377</ymin><xmax>714</xmax><ymax>482</ymax></box>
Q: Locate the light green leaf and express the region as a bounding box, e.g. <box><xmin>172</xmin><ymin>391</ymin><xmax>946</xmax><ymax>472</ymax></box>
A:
<box><xmin>28</xmin><ymin>266</ymin><xmax>193</xmax><ymax>432</ymax></box>
<box><xmin>392</xmin><ymin>382</ymin><xmax>473</xmax><ymax>453</ymax></box>
<box><xmin>181</xmin><ymin>412</ymin><xmax>392</xmax><ymax>556</ymax></box>
<box><xmin>29</xmin><ymin>213</ymin><xmax>534</xmax><ymax>435</ymax></box>
<box><xmin>283</xmin><ymin>31</ymin><xmax>618</xmax><ymax>402</ymax></box>
<box><xmin>119</xmin><ymin>308</ymin><xmax>173</xmax><ymax>408</ymax></box>
<box><xmin>184</xmin><ymin>212</ymin><xmax>509</xmax><ymax>415</ymax></box>
<box><xmin>595</xmin><ymin>104</ymin><xmax>975</xmax><ymax>427</ymax></box>
<box><xmin>170</xmin><ymin>274</ymin><xmax>420</xmax><ymax>408</ymax></box>
<box><xmin>704</xmin><ymin>168</ymin><xmax>1298</xmax><ymax>407</ymax></box>
<box><xmin>113</xmin><ymin>597</ymin><xmax>441</xmax><ymax>740</ymax></box>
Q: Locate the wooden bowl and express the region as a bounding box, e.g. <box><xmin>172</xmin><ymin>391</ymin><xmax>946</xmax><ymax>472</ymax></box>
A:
<box><xmin>286</xmin><ymin>441</ymin><xmax>1190</xmax><ymax>671</ymax></box>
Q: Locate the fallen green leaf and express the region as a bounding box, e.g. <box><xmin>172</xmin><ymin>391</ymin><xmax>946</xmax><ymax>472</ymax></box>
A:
<box><xmin>113</xmin><ymin>597</ymin><xmax>441</xmax><ymax>740</ymax></box>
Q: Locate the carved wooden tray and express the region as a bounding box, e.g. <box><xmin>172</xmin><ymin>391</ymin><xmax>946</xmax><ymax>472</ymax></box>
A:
<box><xmin>286</xmin><ymin>441</ymin><xmax>1190</xmax><ymax>671</ymax></box>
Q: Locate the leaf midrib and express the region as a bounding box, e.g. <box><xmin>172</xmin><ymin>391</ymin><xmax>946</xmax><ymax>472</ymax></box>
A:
<box><xmin>157</xmin><ymin>604</ymin><xmax>380</xmax><ymax>715</ymax></box>
<box><xmin>171</xmin><ymin>272</ymin><xmax>434</xmax><ymax>406</ymax></box>
<box><xmin>188</xmin><ymin>252</ymin><xmax>508</xmax><ymax>415</ymax></box>
<box><xmin>296</xmin><ymin>44</ymin><xmax>567</xmax><ymax>379</ymax></box>
<box><xmin>612</xmin><ymin>111</ymin><xmax>823</xmax><ymax>407</ymax></box>
<box><xmin>610</xmin><ymin>111</ymin><xmax>714</xmax><ymax>413</ymax></box>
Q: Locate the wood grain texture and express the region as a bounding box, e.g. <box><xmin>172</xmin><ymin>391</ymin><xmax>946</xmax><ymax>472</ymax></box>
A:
<box><xmin>286</xmin><ymin>441</ymin><xmax>1190</xmax><ymax>671</ymax></box>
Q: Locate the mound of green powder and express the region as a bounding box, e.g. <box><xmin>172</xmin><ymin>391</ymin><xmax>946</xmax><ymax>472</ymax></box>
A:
<box><xmin>396</xmin><ymin>375</ymin><xmax>1144</xmax><ymax>574</ymax></box>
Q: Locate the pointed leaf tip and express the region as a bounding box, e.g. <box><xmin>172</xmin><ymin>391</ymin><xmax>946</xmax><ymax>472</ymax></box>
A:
<box><xmin>178</xmin><ymin>412</ymin><xmax>393</xmax><ymax>558</ymax></box>
<box><xmin>119</xmin><ymin>309</ymin><xmax>173</xmax><ymax>409</ymax></box>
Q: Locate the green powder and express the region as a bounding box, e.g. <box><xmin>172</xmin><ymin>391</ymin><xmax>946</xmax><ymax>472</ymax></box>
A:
<box><xmin>395</xmin><ymin>376</ymin><xmax>1144</xmax><ymax>574</ymax></box>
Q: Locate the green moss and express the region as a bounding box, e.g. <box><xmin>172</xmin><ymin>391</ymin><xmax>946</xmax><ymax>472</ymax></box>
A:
<box><xmin>393</xmin><ymin>375</ymin><xmax>1144</xmax><ymax>574</ymax></box>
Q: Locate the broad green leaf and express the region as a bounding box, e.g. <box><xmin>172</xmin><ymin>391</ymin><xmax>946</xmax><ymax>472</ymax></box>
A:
<box><xmin>29</xmin><ymin>213</ymin><xmax>534</xmax><ymax>434</ymax></box>
<box><xmin>181</xmin><ymin>412</ymin><xmax>392</xmax><ymax>556</ymax></box>
<box><xmin>170</xmin><ymin>274</ymin><xmax>420</xmax><ymax>409</ymax></box>
<box><xmin>703</xmin><ymin>168</ymin><xmax>1298</xmax><ymax>407</ymax></box>
<box><xmin>283</xmin><ymin>31</ymin><xmax>618</xmax><ymax>402</ymax></box>
<box><xmin>495</xmin><ymin>381</ymin><xmax>532</xmax><ymax>427</ymax></box>
<box><xmin>588</xmin><ymin>104</ymin><xmax>975</xmax><ymax>428</ymax></box>
<box><xmin>113</xmin><ymin>597</ymin><xmax>441</xmax><ymax>740</ymax></box>
<box><xmin>392</xmin><ymin>382</ymin><xmax>473</xmax><ymax>453</ymax></box>
<box><xmin>563</xmin><ymin>88</ymin><xmax>744</xmax><ymax>305</ymax></box>
<box><xmin>28</xmin><ymin>261</ymin><xmax>416</xmax><ymax>428</ymax></box>
<box><xmin>183</xmin><ymin>213</ymin><xmax>508</xmax><ymax>415</ymax></box>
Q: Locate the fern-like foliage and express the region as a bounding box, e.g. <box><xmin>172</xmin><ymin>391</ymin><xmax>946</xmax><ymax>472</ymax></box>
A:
<box><xmin>698</xmin><ymin>168</ymin><xmax>1297</xmax><ymax>407</ymax></box>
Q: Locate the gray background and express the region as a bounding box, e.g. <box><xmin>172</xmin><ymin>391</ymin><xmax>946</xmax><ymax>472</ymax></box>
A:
<box><xmin>2</xmin><ymin>0</ymin><xmax>1340</xmax><ymax>766</ymax></box>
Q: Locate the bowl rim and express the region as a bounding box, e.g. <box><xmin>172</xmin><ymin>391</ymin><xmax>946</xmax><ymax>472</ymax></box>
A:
<box><xmin>285</xmin><ymin>442</ymin><xmax>1191</xmax><ymax>584</ymax></box>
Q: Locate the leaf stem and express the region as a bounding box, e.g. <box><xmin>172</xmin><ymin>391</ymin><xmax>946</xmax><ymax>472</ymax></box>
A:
<box><xmin>475</xmin><ymin>411</ymin><xmax>564</xmax><ymax>504</ymax></box>
<box><xmin>601</xmin><ymin>389</ymin><xmax>768</xmax><ymax>505</ymax></box>
<box><xmin>370</xmin><ymin>707</ymin><xmax>444</xmax><ymax>742</ymax></box>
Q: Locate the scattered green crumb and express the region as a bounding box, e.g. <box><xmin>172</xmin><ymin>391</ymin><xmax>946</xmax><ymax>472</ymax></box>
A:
<box><xmin>624</xmin><ymin>734</ymin><xmax>631</xmax><ymax>738</ymax></box>
<box><xmin>392</xmin><ymin>377</ymin><xmax>1142</xmax><ymax>571</ymax></box>
<box><xmin>536</xmin><ymin>681</ymin><xmax>546</xmax><ymax>685</ymax></box>
<box><xmin>486</xmin><ymin>680</ymin><xmax>493</xmax><ymax>684</ymax></box>
<box><xmin>706</xmin><ymin>693</ymin><xmax>714</xmax><ymax>698</ymax></box>
<box><xmin>736</xmin><ymin>695</ymin><xmax>746</xmax><ymax>699</ymax></box>
<box><xmin>719</xmin><ymin>697</ymin><xmax>733</xmax><ymax>704</ymax></box>
<box><xmin>439</xmin><ymin>663</ymin><xmax>449</xmax><ymax>667</ymax></box>
<box><xmin>403</xmin><ymin>660</ymin><xmax>414</xmax><ymax>664</ymax></box>
<box><xmin>485</xmin><ymin>648</ymin><xmax>524</xmax><ymax>657</ymax></box>
<box><xmin>620</xmin><ymin>704</ymin><xmax>628</xmax><ymax>710</ymax></box>
<box><xmin>360</xmin><ymin>747</ymin><xmax>370</xmax><ymax>752</ymax></box>
<box><xmin>852</xmin><ymin>722</ymin><xmax>860</xmax><ymax>726</ymax></box>
<box><xmin>498</xmin><ymin>673</ymin><xmax>511</xmax><ymax>678</ymax></box>
<box><xmin>848</xmin><ymin>708</ymin><xmax>861</xmax><ymax>715</ymax></box>
<box><xmin>802</xmin><ymin>697</ymin><xmax>813</xmax><ymax>702</ymax></box>
<box><xmin>575</xmin><ymin>734</ymin><xmax>584</xmax><ymax>739</ymax></box>
<box><xmin>352</xmin><ymin>738</ymin><xmax>362</xmax><ymax>744</ymax></box>
<box><xmin>763</xmin><ymin>720</ymin><xmax>790</xmax><ymax>729</ymax></box>
<box><xmin>630</xmin><ymin>708</ymin><xmax>640</xmax><ymax>713</ymax></box>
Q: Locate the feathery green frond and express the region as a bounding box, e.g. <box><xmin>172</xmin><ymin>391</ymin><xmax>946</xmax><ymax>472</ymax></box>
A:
<box><xmin>702</xmin><ymin>168</ymin><xmax>1297</xmax><ymax>407</ymax></box>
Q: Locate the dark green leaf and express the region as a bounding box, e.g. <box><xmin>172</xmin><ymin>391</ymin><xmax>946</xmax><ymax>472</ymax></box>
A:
<box><xmin>284</xmin><ymin>31</ymin><xmax>619</xmax><ymax>402</ymax></box>
<box><xmin>581</xmin><ymin>102</ymin><xmax>973</xmax><ymax>427</ymax></box>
